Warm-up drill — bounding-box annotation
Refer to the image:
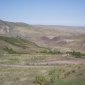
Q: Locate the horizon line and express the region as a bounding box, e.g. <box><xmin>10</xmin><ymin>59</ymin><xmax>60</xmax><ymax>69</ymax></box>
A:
<box><xmin>0</xmin><ymin>19</ymin><xmax>85</xmax><ymax>28</ymax></box>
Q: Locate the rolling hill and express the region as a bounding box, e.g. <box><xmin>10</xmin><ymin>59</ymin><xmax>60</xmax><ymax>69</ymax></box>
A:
<box><xmin>0</xmin><ymin>19</ymin><xmax>85</xmax><ymax>52</ymax></box>
<box><xmin>0</xmin><ymin>36</ymin><xmax>43</xmax><ymax>54</ymax></box>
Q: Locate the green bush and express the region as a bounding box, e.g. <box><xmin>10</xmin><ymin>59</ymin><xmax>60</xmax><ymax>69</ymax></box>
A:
<box><xmin>66</xmin><ymin>51</ymin><xmax>83</xmax><ymax>58</ymax></box>
<box><xmin>40</xmin><ymin>49</ymin><xmax>61</xmax><ymax>55</ymax></box>
<box><xmin>34</xmin><ymin>75</ymin><xmax>47</xmax><ymax>85</ymax></box>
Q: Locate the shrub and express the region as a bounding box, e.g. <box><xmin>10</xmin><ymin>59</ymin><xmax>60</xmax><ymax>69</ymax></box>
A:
<box><xmin>34</xmin><ymin>75</ymin><xmax>47</xmax><ymax>85</ymax></box>
<box><xmin>40</xmin><ymin>49</ymin><xmax>61</xmax><ymax>55</ymax></box>
<box><xmin>48</xmin><ymin>69</ymin><xmax>59</xmax><ymax>83</ymax></box>
<box><xmin>66</xmin><ymin>51</ymin><xmax>83</xmax><ymax>58</ymax></box>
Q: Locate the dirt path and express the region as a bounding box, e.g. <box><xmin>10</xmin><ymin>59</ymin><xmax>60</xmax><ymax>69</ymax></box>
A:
<box><xmin>0</xmin><ymin>60</ymin><xmax>85</xmax><ymax>67</ymax></box>
<box><xmin>29</xmin><ymin>60</ymin><xmax>85</xmax><ymax>65</ymax></box>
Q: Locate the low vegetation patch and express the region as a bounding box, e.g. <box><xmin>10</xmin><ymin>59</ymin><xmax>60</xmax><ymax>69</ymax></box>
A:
<box><xmin>66</xmin><ymin>51</ymin><xmax>85</xmax><ymax>58</ymax></box>
<box><xmin>3</xmin><ymin>47</ymin><xmax>17</xmax><ymax>54</ymax></box>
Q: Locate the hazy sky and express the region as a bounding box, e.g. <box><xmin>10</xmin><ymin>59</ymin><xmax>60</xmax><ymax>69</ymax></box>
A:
<box><xmin>0</xmin><ymin>0</ymin><xmax>85</xmax><ymax>26</ymax></box>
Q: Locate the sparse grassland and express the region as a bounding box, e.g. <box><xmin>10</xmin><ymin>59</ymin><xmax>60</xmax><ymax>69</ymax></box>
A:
<box><xmin>0</xmin><ymin>64</ymin><xmax>85</xmax><ymax>85</ymax></box>
<box><xmin>0</xmin><ymin>52</ymin><xmax>85</xmax><ymax>65</ymax></box>
<box><xmin>0</xmin><ymin>36</ymin><xmax>85</xmax><ymax>85</ymax></box>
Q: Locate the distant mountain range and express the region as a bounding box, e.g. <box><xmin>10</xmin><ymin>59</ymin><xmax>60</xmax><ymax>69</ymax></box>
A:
<box><xmin>0</xmin><ymin>19</ymin><xmax>85</xmax><ymax>53</ymax></box>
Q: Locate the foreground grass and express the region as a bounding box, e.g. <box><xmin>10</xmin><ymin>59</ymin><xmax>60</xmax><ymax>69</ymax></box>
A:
<box><xmin>0</xmin><ymin>64</ymin><xmax>85</xmax><ymax>85</ymax></box>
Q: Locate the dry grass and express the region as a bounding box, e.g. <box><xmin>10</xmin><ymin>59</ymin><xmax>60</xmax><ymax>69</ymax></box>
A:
<box><xmin>0</xmin><ymin>64</ymin><xmax>85</xmax><ymax>85</ymax></box>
